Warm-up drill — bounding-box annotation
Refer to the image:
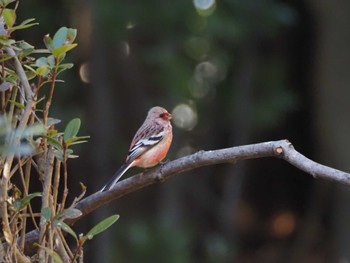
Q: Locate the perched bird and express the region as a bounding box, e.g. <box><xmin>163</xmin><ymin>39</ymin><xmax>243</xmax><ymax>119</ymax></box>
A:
<box><xmin>101</xmin><ymin>106</ymin><xmax>173</xmax><ymax>192</ymax></box>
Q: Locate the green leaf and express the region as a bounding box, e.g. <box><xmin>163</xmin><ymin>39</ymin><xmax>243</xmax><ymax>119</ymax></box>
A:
<box><xmin>6</xmin><ymin>143</ymin><xmax>34</xmax><ymax>156</ymax></box>
<box><xmin>19</xmin><ymin>192</ymin><xmax>41</xmax><ymax>207</ymax></box>
<box><xmin>86</xmin><ymin>215</ymin><xmax>119</xmax><ymax>240</ymax></box>
<box><xmin>54</xmin><ymin>148</ymin><xmax>64</xmax><ymax>161</ymax></box>
<box><xmin>17</xmin><ymin>41</ymin><xmax>35</xmax><ymax>56</ymax></box>
<box><xmin>0</xmin><ymin>0</ymin><xmax>15</xmax><ymax>7</ymax></box>
<box><xmin>8</xmin><ymin>100</ymin><xmax>24</xmax><ymax>109</ymax></box>
<box><xmin>23</xmin><ymin>65</ymin><xmax>38</xmax><ymax>79</ymax></box>
<box><xmin>41</xmin><ymin>207</ymin><xmax>51</xmax><ymax>222</ymax></box>
<box><xmin>58</xmin><ymin>63</ymin><xmax>74</xmax><ymax>70</ymax></box>
<box><xmin>25</xmin><ymin>69</ymin><xmax>37</xmax><ymax>80</ymax></box>
<box><xmin>23</xmin><ymin>64</ymin><xmax>37</xmax><ymax>74</ymax></box>
<box><xmin>55</xmin><ymin>208</ymin><xmax>82</xmax><ymax>220</ymax></box>
<box><xmin>50</xmin><ymin>251</ymin><xmax>64</xmax><ymax>263</ymax></box>
<box><xmin>11</xmin><ymin>23</ymin><xmax>38</xmax><ymax>32</ymax></box>
<box><xmin>35</xmin><ymin>57</ymin><xmax>48</xmax><ymax>68</ymax></box>
<box><xmin>47</xmin><ymin>55</ymin><xmax>55</xmax><ymax>68</ymax></box>
<box><xmin>0</xmin><ymin>37</ymin><xmax>15</xmax><ymax>46</ymax></box>
<box><xmin>16</xmin><ymin>123</ymin><xmax>46</xmax><ymax>138</ymax></box>
<box><xmin>47</xmin><ymin>118</ymin><xmax>61</xmax><ymax>127</ymax></box>
<box><xmin>66</xmin><ymin>140</ymin><xmax>89</xmax><ymax>147</ymax></box>
<box><xmin>64</xmin><ymin>118</ymin><xmax>81</xmax><ymax>141</ymax></box>
<box><xmin>4</xmin><ymin>71</ymin><xmax>18</xmax><ymax>83</ymax></box>
<box><xmin>66</xmin><ymin>28</ymin><xmax>77</xmax><ymax>43</ymax></box>
<box><xmin>43</xmin><ymin>34</ymin><xmax>53</xmax><ymax>51</ymax></box>
<box><xmin>14</xmin><ymin>192</ymin><xmax>41</xmax><ymax>211</ymax></box>
<box><xmin>36</xmin><ymin>65</ymin><xmax>49</xmax><ymax>76</ymax></box>
<box><xmin>52</xmin><ymin>27</ymin><xmax>68</xmax><ymax>49</ymax></box>
<box><xmin>65</xmin><ymin>135</ymin><xmax>90</xmax><ymax>146</ymax></box>
<box><xmin>18</xmin><ymin>18</ymin><xmax>36</xmax><ymax>26</ymax></box>
<box><xmin>17</xmin><ymin>40</ymin><xmax>34</xmax><ymax>49</ymax></box>
<box><xmin>54</xmin><ymin>220</ymin><xmax>78</xmax><ymax>241</ymax></box>
<box><xmin>11</xmin><ymin>18</ymin><xmax>38</xmax><ymax>32</ymax></box>
<box><xmin>3</xmin><ymin>8</ymin><xmax>16</xmax><ymax>28</ymax></box>
<box><xmin>52</xmin><ymin>43</ymin><xmax>77</xmax><ymax>59</ymax></box>
<box><xmin>57</xmin><ymin>63</ymin><xmax>74</xmax><ymax>75</ymax></box>
<box><xmin>35</xmin><ymin>245</ymin><xmax>64</xmax><ymax>263</ymax></box>
<box><xmin>65</xmin><ymin>148</ymin><xmax>74</xmax><ymax>156</ymax></box>
<box><xmin>51</xmin><ymin>27</ymin><xmax>76</xmax><ymax>47</ymax></box>
<box><xmin>47</xmin><ymin>137</ymin><xmax>63</xmax><ymax>150</ymax></box>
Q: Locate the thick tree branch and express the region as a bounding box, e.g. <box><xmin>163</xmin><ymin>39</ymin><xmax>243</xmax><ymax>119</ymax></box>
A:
<box><xmin>22</xmin><ymin>139</ymin><xmax>350</xmax><ymax>253</ymax></box>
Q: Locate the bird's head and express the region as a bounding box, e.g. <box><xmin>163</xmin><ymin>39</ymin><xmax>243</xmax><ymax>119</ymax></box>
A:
<box><xmin>147</xmin><ymin>106</ymin><xmax>172</xmax><ymax>122</ymax></box>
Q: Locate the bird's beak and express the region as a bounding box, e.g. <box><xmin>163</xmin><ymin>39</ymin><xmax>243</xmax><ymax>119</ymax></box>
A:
<box><xmin>168</xmin><ymin>113</ymin><xmax>172</xmax><ymax>120</ymax></box>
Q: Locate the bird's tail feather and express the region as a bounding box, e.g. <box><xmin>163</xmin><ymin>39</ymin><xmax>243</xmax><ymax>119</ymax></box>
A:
<box><xmin>100</xmin><ymin>162</ymin><xmax>133</xmax><ymax>192</ymax></box>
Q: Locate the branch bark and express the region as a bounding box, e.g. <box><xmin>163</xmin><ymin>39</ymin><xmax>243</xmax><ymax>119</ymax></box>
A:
<box><xmin>22</xmin><ymin>139</ymin><xmax>350</xmax><ymax>253</ymax></box>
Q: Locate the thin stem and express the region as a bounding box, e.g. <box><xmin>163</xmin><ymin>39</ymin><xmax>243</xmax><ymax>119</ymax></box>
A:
<box><xmin>37</xmin><ymin>148</ymin><xmax>55</xmax><ymax>261</ymax></box>
<box><xmin>56</xmin><ymin>228</ymin><xmax>74</xmax><ymax>259</ymax></box>
<box><xmin>1</xmin><ymin>50</ymin><xmax>5</xmax><ymax>111</ymax></box>
<box><xmin>52</xmin><ymin>159</ymin><xmax>61</xmax><ymax>210</ymax></box>
<box><xmin>4</xmin><ymin>47</ymin><xmax>34</xmax><ymax>130</ymax></box>
<box><xmin>53</xmin><ymin>231</ymin><xmax>71</xmax><ymax>263</ymax></box>
<box><xmin>18</xmin><ymin>158</ymin><xmax>28</xmax><ymax>251</ymax></box>
<box><xmin>60</xmin><ymin>149</ymin><xmax>69</xmax><ymax>212</ymax></box>
<box><xmin>43</xmin><ymin>60</ymin><xmax>58</xmax><ymax>126</ymax></box>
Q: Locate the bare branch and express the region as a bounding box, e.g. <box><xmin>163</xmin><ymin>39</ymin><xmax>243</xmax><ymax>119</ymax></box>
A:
<box><xmin>4</xmin><ymin>46</ymin><xmax>34</xmax><ymax>130</ymax></box>
<box><xmin>21</xmin><ymin>139</ymin><xmax>350</xmax><ymax>253</ymax></box>
<box><xmin>1</xmin><ymin>46</ymin><xmax>35</xmax><ymax>263</ymax></box>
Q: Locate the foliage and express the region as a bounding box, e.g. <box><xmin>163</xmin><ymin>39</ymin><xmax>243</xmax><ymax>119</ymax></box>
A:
<box><xmin>0</xmin><ymin>2</ymin><xmax>117</xmax><ymax>262</ymax></box>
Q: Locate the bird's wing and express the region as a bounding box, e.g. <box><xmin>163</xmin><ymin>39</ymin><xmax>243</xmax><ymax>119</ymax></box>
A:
<box><xmin>126</xmin><ymin>124</ymin><xmax>165</xmax><ymax>162</ymax></box>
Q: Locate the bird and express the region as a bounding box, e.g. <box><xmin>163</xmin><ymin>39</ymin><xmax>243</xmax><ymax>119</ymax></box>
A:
<box><xmin>100</xmin><ymin>106</ymin><xmax>173</xmax><ymax>192</ymax></box>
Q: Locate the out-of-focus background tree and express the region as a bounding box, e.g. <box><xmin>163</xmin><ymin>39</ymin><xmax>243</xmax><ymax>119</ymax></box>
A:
<box><xmin>19</xmin><ymin>0</ymin><xmax>350</xmax><ymax>262</ymax></box>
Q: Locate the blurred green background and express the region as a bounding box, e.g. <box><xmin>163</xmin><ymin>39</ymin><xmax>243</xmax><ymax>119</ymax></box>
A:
<box><xmin>18</xmin><ymin>0</ymin><xmax>350</xmax><ymax>262</ymax></box>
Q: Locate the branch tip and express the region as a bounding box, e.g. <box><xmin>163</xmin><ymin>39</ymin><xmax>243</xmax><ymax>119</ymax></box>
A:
<box><xmin>275</xmin><ymin>146</ymin><xmax>283</xmax><ymax>155</ymax></box>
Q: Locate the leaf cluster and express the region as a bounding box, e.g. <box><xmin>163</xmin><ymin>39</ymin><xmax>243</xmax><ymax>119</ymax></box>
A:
<box><xmin>0</xmin><ymin>2</ymin><xmax>117</xmax><ymax>262</ymax></box>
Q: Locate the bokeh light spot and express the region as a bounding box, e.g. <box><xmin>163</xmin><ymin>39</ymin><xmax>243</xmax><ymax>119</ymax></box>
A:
<box><xmin>172</xmin><ymin>104</ymin><xmax>197</xmax><ymax>131</ymax></box>
<box><xmin>270</xmin><ymin>210</ymin><xmax>296</xmax><ymax>238</ymax></box>
<box><xmin>120</xmin><ymin>41</ymin><xmax>130</xmax><ymax>57</ymax></box>
<box><xmin>193</xmin><ymin>0</ymin><xmax>215</xmax><ymax>10</ymax></box>
<box><xmin>189</xmin><ymin>60</ymin><xmax>226</xmax><ymax>99</ymax></box>
<box><xmin>188</xmin><ymin>78</ymin><xmax>211</xmax><ymax>99</ymax></box>
<box><xmin>79</xmin><ymin>62</ymin><xmax>90</xmax><ymax>84</ymax></box>
<box><xmin>126</xmin><ymin>21</ymin><xmax>136</xmax><ymax>29</ymax></box>
<box><xmin>195</xmin><ymin>61</ymin><xmax>218</xmax><ymax>82</ymax></box>
<box><xmin>193</xmin><ymin>0</ymin><xmax>216</xmax><ymax>16</ymax></box>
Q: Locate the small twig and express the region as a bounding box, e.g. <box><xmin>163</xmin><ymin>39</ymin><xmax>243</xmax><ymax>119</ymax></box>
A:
<box><xmin>1</xmin><ymin>160</ymin><xmax>14</xmax><ymax>244</ymax></box>
<box><xmin>68</xmin><ymin>184</ymin><xmax>86</xmax><ymax>209</ymax></box>
<box><xmin>43</xmin><ymin>60</ymin><xmax>58</xmax><ymax>126</ymax></box>
<box><xmin>38</xmin><ymin>148</ymin><xmax>55</xmax><ymax>261</ymax></box>
<box><xmin>52</xmin><ymin>158</ymin><xmax>61</xmax><ymax>209</ymax></box>
<box><xmin>53</xmin><ymin>231</ymin><xmax>71</xmax><ymax>263</ymax></box>
<box><xmin>17</xmin><ymin>158</ymin><xmax>28</xmax><ymax>251</ymax></box>
<box><xmin>60</xmin><ymin>149</ymin><xmax>69</xmax><ymax>213</ymax></box>
<box><xmin>25</xmin><ymin>161</ymin><xmax>39</xmax><ymax>231</ymax></box>
<box><xmin>55</xmin><ymin>228</ymin><xmax>73</xmax><ymax>259</ymax></box>
<box><xmin>4</xmin><ymin>47</ymin><xmax>34</xmax><ymax>130</ymax></box>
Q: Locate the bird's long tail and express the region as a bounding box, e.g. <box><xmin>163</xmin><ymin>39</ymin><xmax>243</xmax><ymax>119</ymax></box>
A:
<box><xmin>100</xmin><ymin>162</ymin><xmax>133</xmax><ymax>192</ymax></box>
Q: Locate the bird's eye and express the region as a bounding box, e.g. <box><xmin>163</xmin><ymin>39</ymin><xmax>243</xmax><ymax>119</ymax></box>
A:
<box><xmin>159</xmin><ymin>113</ymin><xmax>165</xmax><ymax>118</ymax></box>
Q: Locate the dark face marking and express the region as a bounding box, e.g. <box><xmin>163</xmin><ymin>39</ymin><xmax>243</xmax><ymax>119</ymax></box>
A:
<box><xmin>159</xmin><ymin>112</ymin><xmax>169</xmax><ymax>120</ymax></box>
